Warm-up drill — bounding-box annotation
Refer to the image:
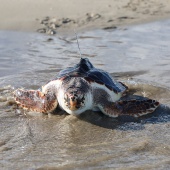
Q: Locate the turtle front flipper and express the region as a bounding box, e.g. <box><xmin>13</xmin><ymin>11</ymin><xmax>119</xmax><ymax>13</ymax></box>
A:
<box><xmin>99</xmin><ymin>98</ymin><xmax>159</xmax><ymax>118</ymax></box>
<box><xmin>14</xmin><ymin>89</ymin><xmax>58</xmax><ymax>113</ymax></box>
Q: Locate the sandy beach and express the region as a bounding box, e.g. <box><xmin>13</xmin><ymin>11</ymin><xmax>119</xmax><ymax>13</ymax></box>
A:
<box><xmin>1</xmin><ymin>1</ymin><xmax>170</xmax><ymax>170</ymax></box>
<box><xmin>1</xmin><ymin>0</ymin><xmax>170</xmax><ymax>34</ymax></box>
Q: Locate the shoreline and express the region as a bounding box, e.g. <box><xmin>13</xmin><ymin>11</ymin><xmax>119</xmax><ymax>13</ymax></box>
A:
<box><xmin>0</xmin><ymin>0</ymin><xmax>170</xmax><ymax>35</ymax></box>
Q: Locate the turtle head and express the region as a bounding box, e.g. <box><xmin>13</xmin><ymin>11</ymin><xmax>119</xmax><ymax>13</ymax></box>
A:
<box><xmin>64</xmin><ymin>91</ymin><xmax>86</xmax><ymax>111</ymax></box>
<box><xmin>61</xmin><ymin>77</ymin><xmax>92</xmax><ymax>115</ymax></box>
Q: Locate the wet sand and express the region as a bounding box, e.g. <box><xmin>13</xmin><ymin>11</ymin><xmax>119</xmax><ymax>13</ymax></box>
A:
<box><xmin>0</xmin><ymin>20</ymin><xmax>170</xmax><ymax>169</ymax></box>
<box><xmin>0</xmin><ymin>1</ymin><xmax>170</xmax><ymax>170</ymax></box>
<box><xmin>1</xmin><ymin>0</ymin><xmax>170</xmax><ymax>34</ymax></box>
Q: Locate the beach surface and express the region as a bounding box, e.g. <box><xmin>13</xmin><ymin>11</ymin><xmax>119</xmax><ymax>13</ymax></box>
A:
<box><xmin>1</xmin><ymin>0</ymin><xmax>170</xmax><ymax>33</ymax></box>
<box><xmin>1</xmin><ymin>1</ymin><xmax>170</xmax><ymax>170</ymax></box>
<box><xmin>1</xmin><ymin>21</ymin><xmax>170</xmax><ymax>169</ymax></box>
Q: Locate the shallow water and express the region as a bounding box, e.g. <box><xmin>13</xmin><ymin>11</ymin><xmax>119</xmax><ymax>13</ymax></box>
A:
<box><xmin>0</xmin><ymin>20</ymin><xmax>170</xmax><ymax>170</ymax></box>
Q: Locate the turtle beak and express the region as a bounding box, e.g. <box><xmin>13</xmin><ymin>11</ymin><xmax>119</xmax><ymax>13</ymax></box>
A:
<box><xmin>69</xmin><ymin>99</ymin><xmax>78</xmax><ymax>111</ymax></box>
<box><xmin>69</xmin><ymin>95</ymin><xmax>82</xmax><ymax>111</ymax></box>
<box><xmin>64</xmin><ymin>93</ymin><xmax>84</xmax><ymax>111</ymax></box>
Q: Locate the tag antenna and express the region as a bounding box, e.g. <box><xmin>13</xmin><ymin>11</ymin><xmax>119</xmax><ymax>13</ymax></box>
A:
<box><xmin>74</xmin><ymin>29</ymin><xmax>82</xmax><ymax>58</ymax></box>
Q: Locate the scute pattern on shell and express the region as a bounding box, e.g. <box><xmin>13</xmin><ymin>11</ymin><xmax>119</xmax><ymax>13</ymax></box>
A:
<box><xmin>55</xmin><ymin>58</ymin><xmax>127</xmax><ymax>94</ymax></box>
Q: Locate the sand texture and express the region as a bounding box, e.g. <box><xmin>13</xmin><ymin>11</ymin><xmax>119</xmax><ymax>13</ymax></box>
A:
<box><xmin>0</xmin><ymin>0</ymin><xmax>170</xmax><ymax>34</ymax></box>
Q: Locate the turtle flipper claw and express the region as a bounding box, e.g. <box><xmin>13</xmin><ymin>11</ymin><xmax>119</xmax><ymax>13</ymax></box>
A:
<box><xmin>14</xmin><ymin>89</ymin><xmax>58</xmax><ymax>113</ymax></box>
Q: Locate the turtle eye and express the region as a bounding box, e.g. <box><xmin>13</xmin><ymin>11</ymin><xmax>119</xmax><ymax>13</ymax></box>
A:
<box><xmin>82</xmin><ymin>96</ymin><xmax>85</xmax><ymax>101</ymax></box>
<box><xmin>77</xmin><ymin>95</ymin><xmax>85</xmax><ymax>104</ymax></box>
<box><xmin>71</xmin><ymin>96</ymin><xmax>75</xmax><ymax>101</ymax></box>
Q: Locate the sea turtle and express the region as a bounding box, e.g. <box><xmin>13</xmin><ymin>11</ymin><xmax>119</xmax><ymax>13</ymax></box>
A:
<box><xmin>14</xmin><ymin>58</ymin><xmax>159</xmax><ymax>118</ymax></box>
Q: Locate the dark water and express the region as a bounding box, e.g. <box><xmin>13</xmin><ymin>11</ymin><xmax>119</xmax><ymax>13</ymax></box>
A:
<box><xmin>0</xmin><ymin>20</ymin><xmax>170</xmax><ymax>170</ymax></box>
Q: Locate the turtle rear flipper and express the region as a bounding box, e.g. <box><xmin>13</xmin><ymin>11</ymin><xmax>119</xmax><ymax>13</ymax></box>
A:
<box><xmin>99</xmin><ymin>98</ymin><xmax>159</xmax><ymax>118</ymax></box>
<box><xmin>14</xmin><ymin>89</ymin><xmax>58</xmax><ymax>113</ymax></box>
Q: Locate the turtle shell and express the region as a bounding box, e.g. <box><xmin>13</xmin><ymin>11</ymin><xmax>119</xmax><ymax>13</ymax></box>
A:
<box><xmin>56</xmin><ymin>58</ymin><xmax>126</xmax><ymax>93</ymax></box>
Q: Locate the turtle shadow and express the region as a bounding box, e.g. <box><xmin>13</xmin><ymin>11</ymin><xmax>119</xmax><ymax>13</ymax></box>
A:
<box><xmin>77</xmin><ymin>104</ymin><xmax>170</xmax><ymax>130</ymax></box>
<box><xmin>138</xmin><ymin>104</ymin><xmax>170</xmax><ymax>124</ymax></box>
